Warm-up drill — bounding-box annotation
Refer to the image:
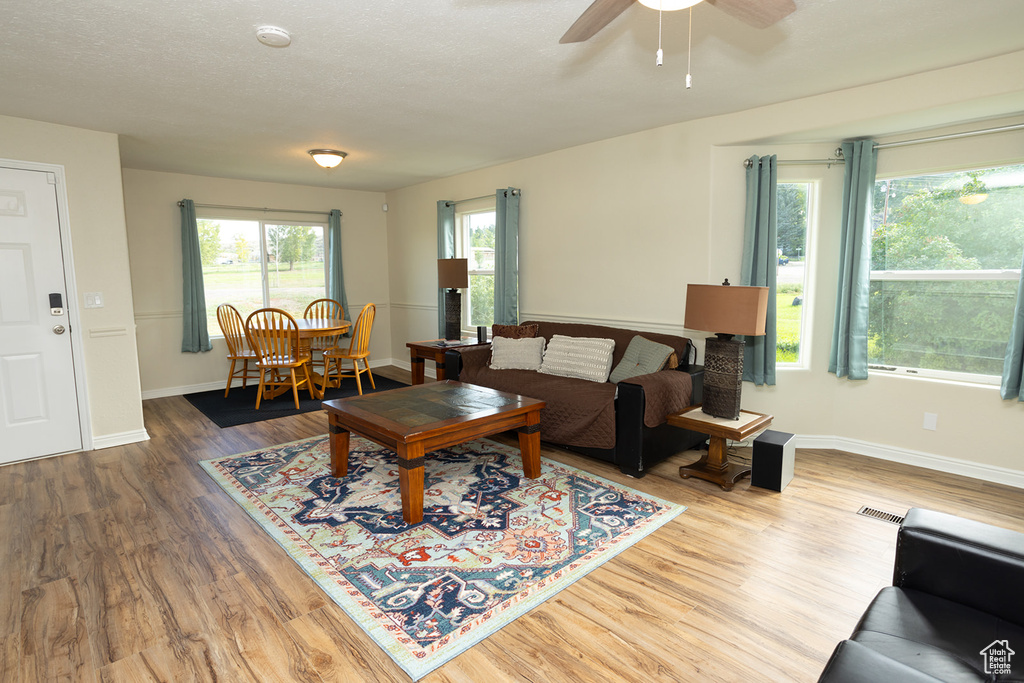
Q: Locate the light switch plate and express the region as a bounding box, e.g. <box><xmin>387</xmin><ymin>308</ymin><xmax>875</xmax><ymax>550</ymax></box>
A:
<box><xmin>84</xmin><ymin>292</ymin><xmax>104</xmax><ymax>308</ymax></box>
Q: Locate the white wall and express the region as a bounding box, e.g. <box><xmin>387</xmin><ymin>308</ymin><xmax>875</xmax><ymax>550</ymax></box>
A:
<box><xmin>122</xmin><ymin>169</ymin><xmax>390</xmax><ymax>397</ymax></box>
<box><xmin>384</xmin><ymin>51</ymin><xmax>1024</xmax><ymax>484</ymax></box>
<box><xmin>0</xmin><ymin>114</ymin><xmax>146</xmax><ymax>447</ymax></box>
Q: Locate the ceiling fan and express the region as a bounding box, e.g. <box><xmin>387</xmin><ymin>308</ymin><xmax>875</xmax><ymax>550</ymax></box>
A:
<box><xmin>560</xmin><ymin>0</ymin><xmax>796</xmax><ymax>43</ymax></box>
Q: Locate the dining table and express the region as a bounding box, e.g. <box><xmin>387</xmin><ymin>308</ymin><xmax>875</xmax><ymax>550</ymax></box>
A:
<box><xmin>250</xmin><ymin>317</ymin><xmax>351</xmax><ymax>400</ymax></box>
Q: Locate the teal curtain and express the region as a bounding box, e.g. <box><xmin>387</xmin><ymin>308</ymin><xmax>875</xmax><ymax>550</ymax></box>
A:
<box><xmin>741</xmin><ymin>156</ymin><xmax>777</xmax><ymax>386</ymax></box>
<box><xmin>1001</xmin><ymin>254</ymin><xmax>1024</xmax><ymax>401</ymax></box>
<box><xmin>180</xmin><ymin>199</ymin><xmax>211</xmax><ymax>353</ymax></box>
<box><xmin>437</xmin><ymin>200</ymin><xmax>456</xmax><ymax>337</ymax></box>
<box><xmin>829</xmin><ymin>140</ymin><xmax>877</xmax><ymax>380</ymax></box>
<box><xmin>494</xmin><ymin>188</ymin><xmax>521</xmax><ymax>325</ymax></box>
<box><xmin>327</xmin><ymin>209</ymin><xmax>350</xmax><ymax>335</ymax></box>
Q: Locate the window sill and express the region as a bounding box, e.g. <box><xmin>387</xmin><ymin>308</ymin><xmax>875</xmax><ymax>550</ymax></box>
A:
<box><xmin>867</xmin><ymin>366</ymin><xmax>1001</xmax><ymax>389</ymax></box>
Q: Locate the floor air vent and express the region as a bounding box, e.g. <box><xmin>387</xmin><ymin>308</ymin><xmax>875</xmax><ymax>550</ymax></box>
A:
<box><xmin>857</xmin><ymin>506</ymin><xmax>905</xmax><ymax>525</ymax></box>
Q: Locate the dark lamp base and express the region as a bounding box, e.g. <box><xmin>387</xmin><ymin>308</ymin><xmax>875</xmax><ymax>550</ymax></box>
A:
<box><xmin>444</xmin><ymin>289</ymin><xmax>462</xmax><ymax>341</ymax></box>
<box><xmin>703</xmin><ymin>336</ymin><xmax>745</xmax><ymax>420</ymax></box>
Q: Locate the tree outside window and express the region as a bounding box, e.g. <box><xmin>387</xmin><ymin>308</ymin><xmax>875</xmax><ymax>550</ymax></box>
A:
<box><xmin>196</xmin><ymin>218</ymin><xmax>327</xmax><ymax>335</ymax></box>
<box><xmin>777</xmin><ymin>183</ymin><xmax>811</xmax><ymax>364</ymax></box>
<box><xmin>869</xmin><ymin>163</ymin><xmax>1024</xmax><ymax>379</ymax></box>
<box><xmin>459</xmin><ymin>210</ymin><xmax>496</xmax><ymax>328</ymax></box>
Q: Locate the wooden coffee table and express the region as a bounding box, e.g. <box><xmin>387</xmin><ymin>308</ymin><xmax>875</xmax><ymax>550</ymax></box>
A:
<box><xmin>322</xmin><ymin>381</ymin><xmax>546</xmax><ymax>523</ymax></box>
<box><xmin>667</xmin><ymin>405</ymin><xmax>773</xmax><ymax>491</ymax></box>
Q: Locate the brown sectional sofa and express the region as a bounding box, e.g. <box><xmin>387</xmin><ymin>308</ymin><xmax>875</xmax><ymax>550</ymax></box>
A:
<box><xmin>445</xmin><ymin>320</ymin><xmax>707</xmax><ymax>477</ymax></box>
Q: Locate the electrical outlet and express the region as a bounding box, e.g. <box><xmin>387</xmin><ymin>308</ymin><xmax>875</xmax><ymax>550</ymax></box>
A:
<box><xmin>923</xmin><ymin>412</ymin><xmax>938</xmax><ymax>431</ymax></box>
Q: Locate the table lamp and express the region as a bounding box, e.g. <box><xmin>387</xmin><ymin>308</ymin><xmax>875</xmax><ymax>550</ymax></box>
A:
<box><xmin>438</xmin><ymin>258</ymin><xmax>468</xmax><ymax>341</ymax></box>
<box><xmin>684</xmin><ymin>279</ymin><xmax>769</xmax><ymax>419</ymax></box>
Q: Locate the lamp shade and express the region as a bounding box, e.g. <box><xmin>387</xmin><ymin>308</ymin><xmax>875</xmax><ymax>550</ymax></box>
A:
<box><xmin>684</xmin><ymin>283</ymin><xmax>769</xmax><ymax>337</ymax></box>
<box><xmin>437</xmin><ymin>258</ymin><xmax>469</xmax><ymax>289</ymax></box>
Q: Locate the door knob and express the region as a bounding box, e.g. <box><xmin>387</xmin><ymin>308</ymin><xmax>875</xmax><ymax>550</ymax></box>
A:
<box><xmin>53</xmin><ymin>325</ymin><xmax>66</xmax><ymax>335</ymax></box>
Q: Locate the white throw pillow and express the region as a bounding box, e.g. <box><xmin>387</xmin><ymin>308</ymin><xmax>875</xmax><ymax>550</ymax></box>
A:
<box><xmin>489</xmin><ymin>336</ymin><xmax>546</xmax><ymax>371</ymax></box>
<box><xmin>539</xmin><ymin>335</ymin><xmax>616</xmax><ymax>383</ymax></box>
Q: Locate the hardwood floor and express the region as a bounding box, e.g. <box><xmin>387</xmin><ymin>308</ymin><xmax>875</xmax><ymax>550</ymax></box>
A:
<box><xmin>3</xmin><ymin>366</ymin><xmax>1023</xmax><ymax>682</ymax></box>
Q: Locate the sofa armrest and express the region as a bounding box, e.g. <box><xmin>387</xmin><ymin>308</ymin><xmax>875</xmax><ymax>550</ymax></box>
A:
<box><xmin>620</xmin><ymin>369</ymin><xmax>695</xmax><ymax>428</ymax></box>
<box><xmin>894</xmin><ymin>507</ymin><xmax>1024</xmax><ymax>625</ymax></box>
<box><xmin>444</xmin><ymin>345</ymin><xmax>490</xmax><ymax>382</ymax></box>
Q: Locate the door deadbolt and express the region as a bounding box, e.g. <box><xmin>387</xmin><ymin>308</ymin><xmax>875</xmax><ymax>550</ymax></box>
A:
<box><xmin>53</xmin><ymin>324</ymin><xmax>66</xmax><ymax>335</ymax></box>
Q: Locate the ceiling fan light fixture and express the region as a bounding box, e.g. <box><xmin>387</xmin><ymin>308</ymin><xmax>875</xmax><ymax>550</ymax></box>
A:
<box><xmin>308</xmin><ymin>149</ymin><xmax>347</xmax><ymax>169</ymax></box>
<box><xmin>637</xmin><ymin>0</ymin><xmax>702</xmax><ymax>11</ymax></box>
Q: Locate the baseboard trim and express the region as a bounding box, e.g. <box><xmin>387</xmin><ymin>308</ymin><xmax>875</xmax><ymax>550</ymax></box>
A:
<box><xmin>794</xmin><ymin>434</ymin><xmax>1024</xmax><ymax>489</ymax></box>
<box><xmin>92</xmin><ymin>429</ymin><xmax>150</xmax><ymax>451</ymax></box>
<box><xmin>392</xmin><ymin>359</ymin><xmax>439</xmax><ymax>380</ymax></box>
<box><xmin>141</xmin><ymin>358</ymin><xmax>396</xmax><ymax>400</ymax></box>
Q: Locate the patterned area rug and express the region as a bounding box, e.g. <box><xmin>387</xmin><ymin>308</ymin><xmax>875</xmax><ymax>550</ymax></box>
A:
<box><xmin>200</xmin><ymin>435</ymin><xmax>685</xmax><ymax>680</ymax></box>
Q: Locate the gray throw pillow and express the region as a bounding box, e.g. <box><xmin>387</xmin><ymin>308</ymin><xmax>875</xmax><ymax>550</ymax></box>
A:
<box><xmin>489</xmin><ymin>336</ymin><xmax>546</xmax><ymax>370</ymax></box>
<box><xmin>608</xmin><ymin>335</ymin><xmax>675</xmax><ymax>384</ymax></box>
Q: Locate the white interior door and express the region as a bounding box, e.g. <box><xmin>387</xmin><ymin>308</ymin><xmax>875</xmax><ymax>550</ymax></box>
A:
<box><xmin>0</xmin><ymin>165</ymin><xmax>83</xmax><ymax>463</ymax></box>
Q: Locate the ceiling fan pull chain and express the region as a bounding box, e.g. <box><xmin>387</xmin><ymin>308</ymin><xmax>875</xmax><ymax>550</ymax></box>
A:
<box><xmin>656</xmin><ymin>2</ymin><xmax>664</xmax><ymax>66</ymax></box>
<box><xmin>686</xmin><ymin>5</ymin><xmax>693</xmax><ymax>88</ymax></box>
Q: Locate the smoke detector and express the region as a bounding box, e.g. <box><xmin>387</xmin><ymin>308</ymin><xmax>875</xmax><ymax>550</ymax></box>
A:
<box><xmin>256</xmin><ymin>26</ymin><xmax>291</xmax><ymax>48</ymax></box>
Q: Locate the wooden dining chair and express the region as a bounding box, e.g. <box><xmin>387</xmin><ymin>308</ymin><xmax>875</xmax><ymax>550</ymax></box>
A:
<box><xmin>244</xmin><ymin>308</ymin><xmax>315</xmax><ymax>410</ymax></box>
<box><xmin>322</xmin><ymin>303</ymin><xmax>376</xmax><ymax>396</ymax></box>
<box><xmin>302</xmin><ymin>298</ymin><xmax>345</xmax><ymax>373</ymax></box>
<box><xmin>216</xmin><ymin>303</ymin><xmax>260</xmax><ymax>397</ymax></box>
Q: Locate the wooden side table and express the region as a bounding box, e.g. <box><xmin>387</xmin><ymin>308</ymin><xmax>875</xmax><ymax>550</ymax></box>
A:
<box><xmin>406</xmin><ymin>338</ymin><xmax>489</xmax><ymax>384</ymax></box>
<box><xmin>667</xmin><ymin>405</ymin><xmax>773</xmax><ymax>491</ymax></box>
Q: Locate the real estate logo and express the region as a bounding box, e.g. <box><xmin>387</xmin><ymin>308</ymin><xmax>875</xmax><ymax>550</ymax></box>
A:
<box><xmin>980</xmin><ymin>640</ymin><xmax>1015</xmax><ymax>675</ymax></box>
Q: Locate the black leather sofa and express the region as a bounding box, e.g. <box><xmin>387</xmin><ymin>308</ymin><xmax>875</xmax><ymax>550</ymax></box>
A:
<box><xmin>818</xmin><ymin>508</ymin><xmax>1024</xmax><ymax>682</ymax></box>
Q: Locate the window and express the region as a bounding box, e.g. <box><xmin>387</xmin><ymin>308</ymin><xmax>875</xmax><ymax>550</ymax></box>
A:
<box><xmin>456</xmin><ymin>208</ymin><xmax>496</xmax><ymax>328</ymax></box>
<box><xmin>777</xmin><ymin>182</ymin><xmax>812</xmax><ymax>364</ymax></box>
<box><xmin>869</xmin><ymin>163</ymin><xmax>1024</xmax><ymax>381</ymax></box>
<box><xmin>197</xmin><ymin>217</ymin><xmax>327</xmax><ymax>335</ymax></box>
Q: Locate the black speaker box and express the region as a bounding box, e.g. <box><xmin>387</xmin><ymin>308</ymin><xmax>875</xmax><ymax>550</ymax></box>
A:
<box><xmin>751</xmin><ymin>430</ymin><xmax>795</xmax><ymax>492</ymax></box>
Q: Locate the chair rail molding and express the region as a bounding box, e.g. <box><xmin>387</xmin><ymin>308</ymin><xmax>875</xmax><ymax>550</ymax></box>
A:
<box><xmin>520</xmin><ymin>311</ymin><xmax>687</xmax><ymax>337</ymax></box>
<box><xmin>390</xmin><ymin>302</ymin><xmax>436</xmax><ymax>312</ymax></box>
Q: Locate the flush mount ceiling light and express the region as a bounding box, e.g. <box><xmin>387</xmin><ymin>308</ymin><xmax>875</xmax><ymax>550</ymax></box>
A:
<box><xmin>256</xmin><ymin>26</ymin><xmax>291</xmax><ymax>48</ymax></box>
<box><xmin>308</xmin><ymin>149</ymin><xmax>347</xmax><ymax>169</ymax></box>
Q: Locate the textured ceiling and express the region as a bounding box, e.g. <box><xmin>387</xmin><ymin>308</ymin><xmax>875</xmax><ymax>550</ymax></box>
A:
<box><xmin>3</xmin><ymin>0</ymin><xmax>1024</xmax><ymax>191</ymax></box>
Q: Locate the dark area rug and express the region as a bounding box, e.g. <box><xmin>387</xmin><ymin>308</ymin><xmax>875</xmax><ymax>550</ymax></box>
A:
<box><xmin>184</xmin><ymin>376</ymin><xmax>408</xmax><ymax>428</ymax></box>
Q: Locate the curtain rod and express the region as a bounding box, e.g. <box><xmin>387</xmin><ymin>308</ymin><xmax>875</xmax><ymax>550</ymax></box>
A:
<box><xmin>742</xmin><ymin>121</ymin><xmax>1024</xmax><ymax>167</ymax></box>
<box><xmin>874</xmin><ymin>122</ymin><xmax>1024</xmax><ymax>149</ymax></box>
<box><xmin>744</xmin><ymin>149</ymin><xmax>844</xmax><ymax>169</ymax></box>
<box><xmin>445</xmin><ymin>188</ymin><xmax>521</xmax><ymax>207</ymax></box>
<box><xmin>176</xmin><ymin>201</ymin><xmax>334</xmax><ymax>217</ymax></box>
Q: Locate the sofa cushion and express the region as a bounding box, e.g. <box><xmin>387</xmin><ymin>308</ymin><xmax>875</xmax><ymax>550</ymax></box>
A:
<box><xmin>818</xmin><ymin>640</ymin><xmax>944</xmax><ymax>683</ymax></box>
<box><xmin>456</xmin><ymin>361</ymin><xmax>617</xmax><ymax>449</ymax></box>
<box><xmin>491</xmin><ymin>323</ymin><xmax>539</xmax><ymax>339</ymax></box>
<box><xmin>539</xmin><ymin>335</ymin><xmax>616</xmax><ymax>383</ymax></box>
<box><xmin>489</xmin><ymin>336</ymin><xmax>545</xmax><ymax>371</ymax></box>
<box><xmin>609</xmin><ymin>335</ymin><xmax>675</xmax><ymax>384</ymax></box>
<box><xmin>850</xmin><ymin>586</ymin><xmax>1024</xmax><ymax>682</ymax></box>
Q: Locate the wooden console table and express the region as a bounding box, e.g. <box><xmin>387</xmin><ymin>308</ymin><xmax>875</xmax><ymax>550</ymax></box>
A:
<box><xmin>406</xmin><ymin>338</ymin><xmax>488</xmax><ymax>384</ymax></box>
<box><xmin>667</xmin><ymin>405</ymin><xmax>773</xmax><ymax>491</ymax></box>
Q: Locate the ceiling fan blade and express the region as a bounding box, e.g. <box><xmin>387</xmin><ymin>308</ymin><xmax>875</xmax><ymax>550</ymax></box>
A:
<box><xmin>705</xmin><ymin>0</ymin><xmax>796</xmax><ymax>29</ymax></box>
<box><xmin>560</xmin><ymin>0</ymin><xmax>636</xmax><ymax>44</ymax></box>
